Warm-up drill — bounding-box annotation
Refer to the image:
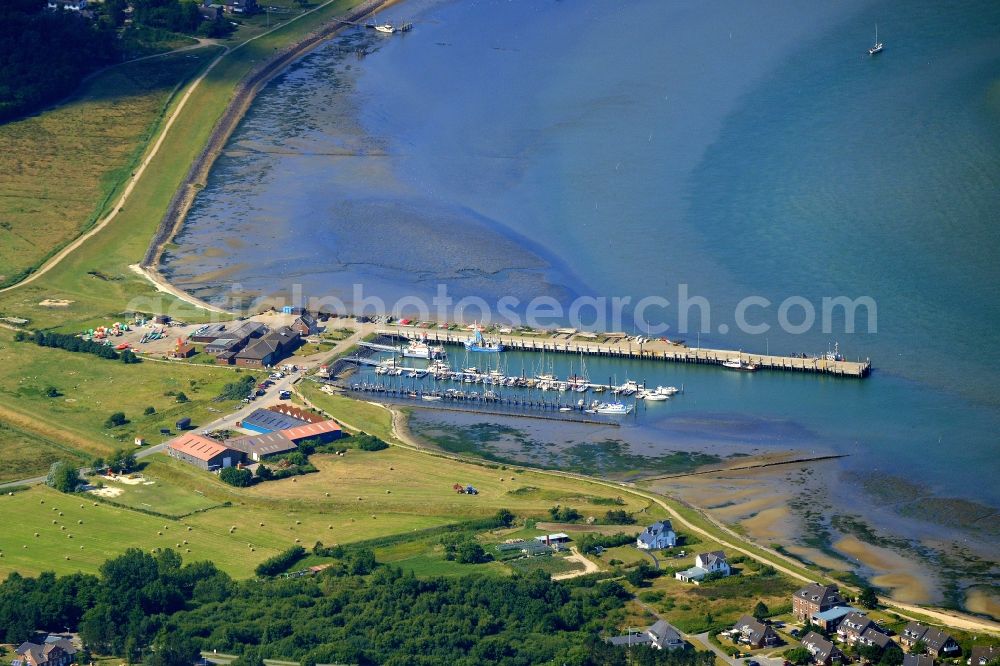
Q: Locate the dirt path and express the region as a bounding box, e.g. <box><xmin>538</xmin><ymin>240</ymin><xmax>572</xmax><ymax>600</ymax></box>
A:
<box><xmin>128</xmin><ymin>264</ymin><xmax>229</xmax><ymax>314</ymax></box>
<box><xmin>551</xmin><ymin>547</ymin><xmax>600</xmax><ymax>581</ymax></box>
<box><xmin>0</xmin><ymin>0</ymin><xmax>391</xmax><ymax>301</ymax></box>
<box><xmin>0</xmin><ymin>44</ymin><xmax>230</xmax><ymax>297</ymax></box>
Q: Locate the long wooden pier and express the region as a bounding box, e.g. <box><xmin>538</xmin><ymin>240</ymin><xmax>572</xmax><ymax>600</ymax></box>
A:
<box><xmin>378</xmin><ymin>329</ymin><xmax>871</xmax><ymax>378</ymax></box>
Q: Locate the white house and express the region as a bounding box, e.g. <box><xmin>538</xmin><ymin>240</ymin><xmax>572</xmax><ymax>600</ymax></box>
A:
<box><xmin>675</xmin><ymin>550</ymin><xmax>731</xmax><ymax>583</ymax></box>
<box><xmin>47</xmin><ymin>0</ymin><xmax>88</xmax><ymax>10</ymax></box>
<box><xmin>636</xmin><ymin>520</ymin><xmax>676</xmax><ymax>550</ymax></box>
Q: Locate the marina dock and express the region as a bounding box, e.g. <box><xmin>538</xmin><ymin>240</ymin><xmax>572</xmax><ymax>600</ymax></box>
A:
<box><xmin>377</xmin><ymin>329</ymin><xmax>871</xmax><ymax>378</ymax></box>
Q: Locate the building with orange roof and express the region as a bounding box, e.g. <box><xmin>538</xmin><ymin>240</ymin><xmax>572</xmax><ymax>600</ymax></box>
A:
<box><xmin>166</xmin><ymin>433</ymin><xmax>243</xmax><ymax>470</ymax></box>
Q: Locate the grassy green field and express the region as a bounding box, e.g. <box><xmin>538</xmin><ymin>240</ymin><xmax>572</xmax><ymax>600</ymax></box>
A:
<box><xmin>244</xmin><ymin>449</ymin><xmax>658</xmax><ymax>520</ymax></box>
<box><xmin>0</xmin><ymin>420</ymin><xmax>88</xmax><ymax>484</ymax></box>
<box><xmin>0</xmin><ymin>429</ymin><xmax>662</xmax><ymax>581</ymax></box>
<box><xmin>0</xmin><ymin>329</ymin><xmax>260</xmax><ymax>476</ymax></box>
<box><xmin>0</xmin><ymin>49</ymin><xmax>219</xmax><ymax>289</ymax></box>
<box><xmin>0</xmin><ymin>0</ymin><xmax>372</xmax><ymax>332</ymax></box>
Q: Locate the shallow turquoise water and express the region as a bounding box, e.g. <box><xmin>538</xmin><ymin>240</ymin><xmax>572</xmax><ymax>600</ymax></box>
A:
<box><xmin>162</xmin><ymin>0</ymin><xmax>1000</xmax><ymax>511</ymax></box>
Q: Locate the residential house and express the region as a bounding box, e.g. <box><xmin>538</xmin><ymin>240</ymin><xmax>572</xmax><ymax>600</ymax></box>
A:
<box><xmin>904</xmin><ymin>656</ymin><xmax>935</xmax><ymax>666</ymax></box>
<box><xmin>235</xmin><ymin>326</ymin><xmax>299</xmax><ymax>367</ymax></box>
<box><xmin>47</xmin><ymin>0</ymin><xmax>88</xmax><ymax>10</ymax></box>
<box><xmin>968</xmin><ymin>646</ymin><xmax>998</xmax><ymax>666</ymax></box>
<box><xmin>636</xmin><ymin>520</ymin><xmax>676</xmax><ymax>550</ymax></box>
<box><xmin>291</xmin><ymin>313</ymin><xmax>318</xmax><ymax>336</ymax></box>
<box><xmin>793</xmin><ymin>583</ymin><xmax>846</xmax><ymax>623</ymax></box>
<box><xmin>198</xmin><ymin>2</ymin><xmax>221</xmax><ymax>19</ymax></box>
<box><xmin>166</xmin><ymin>434</ymin><xmax>243</xmax><ymax>471</ymax></box>
<box><xmin>859</xmin><ymin>628</ymin><xmax>897</xmax><ymax>656</ymax></box>
<box><xmin>647</xmin><ymin>620</ymin><xmax>685</xmax><ymax>650</ymax></box>
<box><xmin>13</xmin><ymin>639</ymin><xmax>77</xmax><ymax>666</ymax></box>
<box><xmin>675</xmin><ymin>550</ymin><xmax>731</xmax><ymax>583</ymax></box>
<box><xmin>221</xmin><ymin>0</ymin><xmax>258</xmax><ymax>14</ymax></box>
<box><xmin>609</xmin><ymin>621</ymin><xmax>685</xmax><ymax>650</ymax></box>
<box><xmin>732</xmin><ymin>615</ymin><xmax>780</xmax><ymax>649</ymax></box>
<box><xmin>801</xmin><ymin>631</ymin><xmax>846</xmax><ymax>666</ymax></box>
<box><xmin>838</xmin><ymin>611</ymin><xmax>876</xmax><ymax>644</ymax></box>
<box><xmin>900</xmin><ymin>623</ymin><xmax>960</xmax><ymax>658</ymax></box>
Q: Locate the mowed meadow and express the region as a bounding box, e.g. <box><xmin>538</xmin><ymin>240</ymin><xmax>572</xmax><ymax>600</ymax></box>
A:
<box><xmin>0</xmin><ymin>329</ymin><xmax>256</xmax><ymax>481</ymax></box>
<box><xmin>0</xmin><ymin>49</ymin><xmax>218</xmax><ymax>288</ymax></box>
<box><xmin>0</xmin><ymin>443</ymin><xmax>658</xmax><ymax>579</ymax></box>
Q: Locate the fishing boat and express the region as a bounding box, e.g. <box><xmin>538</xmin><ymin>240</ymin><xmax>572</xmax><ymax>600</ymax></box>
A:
<box><xmin>722</xmin><ymin>357</ymin><xmax>758</xmax><ymax>372</ymax></box>
<box><xmin>464</xmin><ymin>328</ymin><xmax>504</xmax><ymax>353</ymax></box>
<box><xmin>402</xmin><ymin>340</ymin><xmax>445</xmax><ymax>359</ymax></box>
<box><xmin>868</xmin><ymin>24</ymin><xmax>883</xmax><ymax>55</ymax></box>
<box><xmin>595</xmin><ymin>402</ymin><xmax>633</xmax><ymax>416</ymax></box>
<box><xmin>375</xmin><ymin>23</ymin><xmax>395</xmax><ymax>34</ymax></box>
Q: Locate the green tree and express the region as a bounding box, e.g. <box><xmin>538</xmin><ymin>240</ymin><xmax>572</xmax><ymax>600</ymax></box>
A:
<box><xmin>455</xmin><ymin>541</ymin><xmax>489</xmax><ymax>564</ymax></box>
<box><xmin>44</xmin><ymin>386</ymin><xmax>61</xmax><ymax>398</ymax></box>
<box><xmin>46</xmin><ymin>461</ymin><xmax>80</xmax><ymax>493</ymax></box>
<box><xmin>104</xmin><ymin>411</ymin><xmax>128</xmax><ymax>428</ymax></box>
<box><xmin>107</xmin><ymin>449</ymin><xmax>137</xmax><ymax>474</ymax></box>
<box><xmin>219</xmin><ymin>467</ymin><xmax>253</xmax><ymax>487</ymax></box>
<box><xmin>752</xmin><ymin>600</ymin><xmax>769</xmax><ymax>620</ymax></box>
<box><xmin>175</xmin><ymin>392</ymin><xmax>189</xmax><ymax>403</ymax></box>
<box><xmin>785</xmin><ymin>647</ymin><xmax>812</xmax><ymax>665</ymax></box>
<box><xmin>909</xmin><ymin>641</ymin><xmax>927</xmax><ymax>655</ymax></box>
<box><xmin>145</xmin><ymin>632</ymin><xmax>200</xmax><ymax>666</ymax></box>
<box><xmin>143</xmin><ymin>406</ymin><xmax>156</xmax><ymax>416</ymax></box>
<box><xmin>858</xmin><ymin>586</ymin><xmax>878</xmax><ymax>609</ymax></box>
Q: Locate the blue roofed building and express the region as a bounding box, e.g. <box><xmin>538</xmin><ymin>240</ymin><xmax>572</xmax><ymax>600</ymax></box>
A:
<box><xmin>239</xmin><ymin>408</ymin><xmax>308</xmax><ymax>434</ymax></box>
<box><xmin>811</xmin><ymin>606</ymin><xmax>860</xmax><ymax>632</ymax></box>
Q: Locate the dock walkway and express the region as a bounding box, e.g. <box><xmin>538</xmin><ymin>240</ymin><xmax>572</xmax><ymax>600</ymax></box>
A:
<box><xmin>379</xmin><ymin>329</ymin><xmax>871</xmax><ymax>378</ymax></box>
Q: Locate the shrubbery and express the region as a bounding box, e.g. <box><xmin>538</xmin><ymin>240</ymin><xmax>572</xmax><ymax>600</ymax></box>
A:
<box><xmin>219</xmin><ymin>467</ymin><xmax>253</xmax><ymax>488</ymax></box>
<box><xmin>254</xmin><ymin>545</ymin><xmax>306</xmax><ymax>577</ymax></box>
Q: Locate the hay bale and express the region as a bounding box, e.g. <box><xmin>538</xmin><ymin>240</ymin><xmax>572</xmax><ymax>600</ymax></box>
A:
<box><xmin>385</xmin><ymin>490</ymin><xmax>391</xmax><ymax>494</ymax></box>
<box><xmin>52</xmin><ymin>519</ymin><xmax>57</xmax><ymax>524</ymax></box>
<box><xmin>78</xmin><ymin>520</ymin><xmax>83</xmax><ymax>524</ymax></box>
<box><xmin>328</xmin><ymin>525</ymin><xmax>333</xmax><ymax>530</ymax></box>
<box><xmin>294</xmin><ymin>538</ymin><xmax>301</xmax><ymax>543</ymax></box>
<box><xmin>60</xmin><ymin>526</ymin><xmax>65</xmax><ymax>531</ymax></box>
<box><xmin>34</xmin><ymin>532</ymin><xmax>39</xmax><ymax>537</ymax></box>
<box><xmin>39</xmin><ymin>500</ymin><xmax>44</xmax><ymax>504</ymax></box>
<box><xmin>187</xmin><ymin>526</ymin><xmax>192</xmax><ymax>531</ymax></box>
<box><xmin>259</xmin><ymin>522</ymin><xmax>265</xmax><ymax>527</ymax></box>
<box><xmin>295</xmin><ymin>520</ymin><xmax>301</xmax><ymax>525</ymax></box>
<box><xmin>371</xmin><ymin>515</ymin><xmax>376</xmax><ymax>519</ymax></box>
<box><xmin>157</xmin><ymin>531</ymin><xmax>163</xmax><ymax>536</ymax></box>
<box><xmin>67</xmin><ymin>534</ymin><xmax>72</xmax><ymax>539</ymax></box>
<box><xmin>325</xmin><ymin>492</ymin><xmax>330</xmax><ymax>497</ymax></box>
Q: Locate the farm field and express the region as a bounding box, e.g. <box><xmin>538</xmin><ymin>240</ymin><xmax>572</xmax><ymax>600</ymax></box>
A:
<box><xmin>0</xmin><ymin>49</ymin><xmax>218</xmax><ymax>289</ymax></box>
<box><xmin>0</xmin><ymin>0</ymin><xmax>369</xmax><ymax>331</ymax></box>
<box><xmin>0</xmin><ymin>428</ymin><xmax>663</xmax><ymax>581</ymax></box>
<box><xmin>244</xmin><ymin>450</ymin><xmax>661</xmax><ymax>521</ymax></box>
<box><xmin>0</xmin><ymin>329</ymin><xmax>258</xmax><ymax>477</ymax></box>
<box><xmin>0</xmin><ymin>420</ymin><xmax>88</xmax><ymax>484</ymax></box>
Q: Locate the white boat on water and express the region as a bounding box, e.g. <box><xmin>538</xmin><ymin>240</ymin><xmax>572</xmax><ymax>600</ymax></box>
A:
<box><xmin>722</xmin><ymin>357</ymin><xmax>758</xmax><ymax>372</ymax></box>
<box><xmin>375</xmin><ymin>23</ymin><xmax>395</xmax><ymax>34</ymax></box>
<box><xmin>638</xmin><ymin>390</ymin><xmax>670</xmax><ymax>402</ymax></box>
<box><xmin>595</xmin><ymin>402</ymin><xmax>633</xmax><ymax>415</ymax></box>
<box><xmin>868</xmin><ymin>23</ymin><xmax>883</xmax><ymax>55</ymax></box>
<box><xmin>402</xmin><ymin>340</ymin><xmax>445</xmax><ymax>359</ymax></box>
<box><xmin>422</xmin><ymin>395</ymin><xmax>442</xmax><ymax>402</ymax></box>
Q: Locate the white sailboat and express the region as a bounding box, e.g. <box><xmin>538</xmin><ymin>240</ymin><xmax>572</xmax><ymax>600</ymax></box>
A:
<box><xmin>868</xmin><ymin>23</ymin><xmax>883</xmax><ymax>55</ymax></box>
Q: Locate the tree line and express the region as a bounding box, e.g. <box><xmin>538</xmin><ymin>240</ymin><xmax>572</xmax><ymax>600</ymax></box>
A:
<box><xmin>0</xmin><ymin>546</ymin><xmax>717</xmax><ymax>665</ymax></box>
